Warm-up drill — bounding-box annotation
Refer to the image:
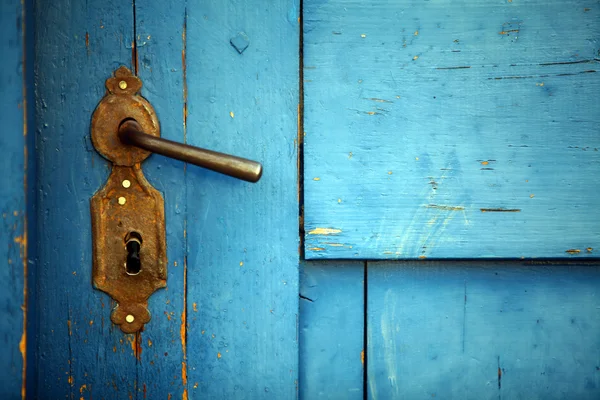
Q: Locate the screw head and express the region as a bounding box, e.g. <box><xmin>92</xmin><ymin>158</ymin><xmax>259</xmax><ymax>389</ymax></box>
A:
<box><xmin>119</xmin><ymin>80</ymin><xmax>128</xmax><ymax>90</ymax></box>
<box><xmin>125</xmin><ymin>314</ymin><xmax>135</xmax><ymax>323</ymax></box>
<box><xmin>118</xmin><ymin>197</ymin><xmax>126</xmax><ymax>205</ymax></box>
<box><xmin>122</xmin><ymin>180</ymin><xmax>131</xmax><ymax>188</ymax></box>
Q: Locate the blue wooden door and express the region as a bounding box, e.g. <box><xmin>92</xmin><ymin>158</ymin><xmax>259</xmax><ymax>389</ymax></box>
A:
<box><xmin>300</xmin><ymin>1</ymin><xmax>600</xmax><ymax>399</ymax></box>
<box><xmin>28</xmin><ymin>0</ymin><xmax>299</xmax><ymax>398</ymax></box>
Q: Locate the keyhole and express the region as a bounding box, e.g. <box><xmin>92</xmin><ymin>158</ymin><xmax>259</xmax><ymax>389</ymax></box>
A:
<box><xmin>125</xmin><ymin>232</ymin><xmax>143</xmax><ymax>275</ymax></box>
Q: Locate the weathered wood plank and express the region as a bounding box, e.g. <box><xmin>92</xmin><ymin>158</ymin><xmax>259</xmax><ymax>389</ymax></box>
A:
<box><xmin>367</xmin><ymin>261</ymin><xmax>600</xmax><ymax>399</ymax></box>
<box><xmin>299</xmin><ymin>261</ymin><xmax>365</xmax><ymax>399</ymax></box>
<box><xmin>183</xmin><ymin>1</ymin><xmax>300</xmax><ymax>398</ymax></box>
<box><xmin>304</xmin><ymin>0</ymin><xmax>600</xmax><ymax>259</ymax></box>
<box><xmin>0</xmin><ymin>1</ymin><xmax>29</xmax><ymax>397</ymax></box>
<box><xmin>134</xmin><ymin>1</ymin><xmax>188</xmax><ymax>397</ymax></box>
<box><xmin>34</xmin><ymin>1</ymin><xmax>141</xmax><ymax>397</ymax></box>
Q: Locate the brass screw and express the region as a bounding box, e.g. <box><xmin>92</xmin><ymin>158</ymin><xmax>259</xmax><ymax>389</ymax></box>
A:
<box><xmin>119</xmin><ymin>80</ymin><xmax>128</xmax><ymax>90</ymax></box>
<box><xmin>125</xmin><ymin>315</ymin><xmax>135</xmax><ymax>323</ymax></box>
<box><xmin>118</xmin><ymin>197</ymin><xmax>126</xmax><ymax>205</ymax></box>
<box><xmin>122</xmin><ymin>180</ymin><xmax>131</xmax><ymax>188</ymax></box>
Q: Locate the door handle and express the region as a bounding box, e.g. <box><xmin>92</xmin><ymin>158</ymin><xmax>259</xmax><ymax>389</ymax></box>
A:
<box><xmin>118</xmin><ymin>119</ymin><xmax>262</xmax><ymax>183</ymax></box>
<box><xmin>89</xmin><ymin>66</ymin><xmax>261</xmax><ymax>333</ymax></box>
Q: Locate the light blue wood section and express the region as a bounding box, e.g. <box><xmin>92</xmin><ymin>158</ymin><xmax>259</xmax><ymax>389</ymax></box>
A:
<box><xmin>35</xmin><ymin>1</ymin><xmax>142</xmax><ymax>397</ymax></box>
<box><xmin>0</xmin><ymin>1</ymin><xmax>28</xmax><ymax>397</ymax></box>
<box><xmin>183</xmin><ymin>1</ymin><xmax>300</xmax><ymax>398</ymax></box>
<box><xmin>300</xmin><ymin>262</ymin><xmax>364</xmax><ymax>399</ymax></box>
<box><xmin>304</xmin><ymin>0</ymin><xmax>600</xmax><ymax>259</ymax></box>
<box><xmin>367</xmin><ymin>261</ymin><xmax>600</xmax><ymax>399</ymax></box>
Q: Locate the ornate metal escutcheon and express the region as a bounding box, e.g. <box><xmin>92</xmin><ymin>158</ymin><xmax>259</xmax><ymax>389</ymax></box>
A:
<box><xmin>90</xmin><ymin>66</ymin><xmax>262</xmax><ymax>333</ymax></box>
<box><xmin>90</xmin><ymin>66</ymin><xmax>166</xmax><ymax>333</ymax></box>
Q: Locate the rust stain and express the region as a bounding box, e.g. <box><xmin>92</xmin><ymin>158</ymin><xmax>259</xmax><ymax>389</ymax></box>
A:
<box><xmin>68</xmin><ymin>376</ymin><xmax>74</xmax><ymax>386</ymax></box>
<box><xmin>565</xmin><ymin>249</ymin><xmax>581</xmax><ymax>255</ymax></box>
<box><xmin>426</xmin><ymin>204</ymin><xmax>465</xmax><ymax>211</ymax></box>
<box><xmin>182</xmin><ymin>361</ymin><xmax>188</xmax><ymax>400</ymax></box>
<box><xmin>67</xmin><ymin>320</ymin><xmax>72</xmax><ymax>336</ymax></box>
<box><xmin>79</xmin><ymin>384</ymin><xmax>87</xmax><ymax>394</ymax></box>
<box><xmin>499</xmin><ymin>29</ymin><xmax>519</xmax><ymax>35</ymax></box>
<box><xmin>192</xmin><ymin>303</ymin><xmax>198</xmax><ymax>312</ymax></box>
<box><xmin>217</xmin><ymin>352</ymin><xmax>222</xmax><ymax>359</ymax></box>
<box><xmin>309</xmin><ymin>247</ymin><xmax>325</xmax><ymax>251</ymax></box>
<box><xmin>418</xmin><ymin>255</ymin><xmax>427</xmax><ymax>259</ymax></box>
<box><xmin>481</xmin><ymin>161</ymin><xmax>489</xmax><ymax>165</ymax></box>
<box><xmin>148</xmin><ymin>339</ymin><xmax>153</xmax><ymax>347</ymax></box>
<box><xmin>308</xmin><ymin>227</ymin><xmax>342</xmax><ymax>235</ymax></box>
<box><xmin>360</xmin><ymin>349</ymin><xmax>365</xmax><ymax>364</ymax></box>
<box><xmin>587</xmin><ymin>247</ymin><xmax>593</xmax><ymax>253</ymax></box>
<box><xmin>480</xmin><ymin>208</ymin><xmax>521</xmax><ymax>212</ymax></box>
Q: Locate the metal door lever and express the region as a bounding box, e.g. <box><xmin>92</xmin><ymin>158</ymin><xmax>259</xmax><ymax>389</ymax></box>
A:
<box><xmin>118</xmin><ymin>120</ymin><xmax>262</xmax><ymax>183</ymax></box>
<box><xmin>90</xmin><ymin>66</ymin><xmax>262</xmax><ymax>333</ymax></box>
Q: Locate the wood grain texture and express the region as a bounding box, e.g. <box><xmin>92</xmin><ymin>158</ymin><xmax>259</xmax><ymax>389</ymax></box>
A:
<box><xmin>299</xmin><ymin>261</ymin><xmax>364</xmax><ymax>399</ymax></box>
<box><xmin>134</xmin><ymin>1</ymin><xmax>188</xmax><ymax>397</ymax></box>
<box><xmin>303</xmin><ymin>0</ymin><xmax>600</xmax><ymax>259</ymax></box>
<box><xmin>182</xmin><ymin>0</ymin><xmax>300</xmax><ymax>398</ymax></box>
<box><xmin>0</xmin><ymin>1</ymin><xmax>28</xmax><ymax>398</ymax></box>
<box><xmin>34</xmin><ymin>1</ymin><xmax>142</xmax><ymax>397</ymax></box>
<box><xmin>367</xmin><ymin>261</ymin><xmax>600</xmax><ymax>399</ymax></box>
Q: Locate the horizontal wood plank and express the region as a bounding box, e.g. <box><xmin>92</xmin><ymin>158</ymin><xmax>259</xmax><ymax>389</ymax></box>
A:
<box><xmin>304</xmin><ymin>0</ymin><xmax>600</xmax><ymax>259</ymax></box>
<box><xmin>367</xmin><ymin>261</ymin><xmax>600</xmax><ymax>399</ymax></box>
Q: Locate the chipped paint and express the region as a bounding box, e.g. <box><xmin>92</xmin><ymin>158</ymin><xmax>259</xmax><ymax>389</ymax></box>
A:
<box><xmin>425</xmin><ymin>204</ymin><xmax>465</xmax><ymax>211</ymax></box>
<box><xmin>480</xmin><ymin>208</ymin><xmax>521</xmax><ymax>213</ymax></box>
<box><xmin>308</xmin><ymin>247</ymin><xmax>325</xmax><ymax>251</ymax></box>
<box><xmin>308</xmin><ymin>228</ymin><xmax>342</xmax><ymax>235</ymax></box>
<box><xmin>565</xmin><ymin>249</ymin><xmax>581</xmax><ymax>255</ymax></box>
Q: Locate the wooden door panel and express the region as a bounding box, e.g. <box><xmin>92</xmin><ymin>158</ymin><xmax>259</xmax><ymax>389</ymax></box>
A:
<box><xmin>367</xmin><ymin>261</ymin><xmax>600</xmax><ymax>399</ymax></box>
<box><xmin>34</xmin><ymin>0</ymin><xmax>299</xmax><ymax>398</ymax></box>
<box><xmin>1</xmin><ymin>1</ymin><xmax>29</xmax><ymax>396</ymax></box>
<box><xmin>183</xmin><ymin>1</ymin><xmax>299</xmax><ymax>397</ymax></box>
<box><xmin>135</xmin><ymin>1</ymin><xmax>187</xmax><ymax>397</ymax></box>
<box><xmin>300</xmin><ymin>261</ymin><xmax>365</xmax><ymax>399</ymax></box>
<box><xmin>303</xmin><ymin>0</ymin><xmax>600</xmax><ymax>259</ymax></box>
<box><xmin>35</xmin><ymin>1</ymin><xmax>141</xmax><ymax>397</ymax></box>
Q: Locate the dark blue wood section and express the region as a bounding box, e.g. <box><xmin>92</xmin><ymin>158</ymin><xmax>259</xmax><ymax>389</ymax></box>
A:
<box><xmin>134</xmin><ymin>1</ymin><xmax>188</xmax><ymax>397</ymax></box>
<box><xmin>367</xmin><ymin>261</ymin><xmax>600</xmax><ymax>399</ymax></box>
<box><xmin>303</xmin><ymin>0</ymin><xmax>600</xmax><ymax>259</ymax></box>
<box><xmin>300</xmin><ymin>262</ymin><xmax>365</xmax><ymax>399</ymax></box>
<box><xmin>183</xmin><ymin>0</ymin><xmax>300</xmax><ymax>398</ymax></box>
<box><xmin>1</xmin><ymin>1</ymin><xmax>28</xmax><ymax>397</ymax></box>
<box><xmin>34</xmin><ymin>1</ymin><xmax>142</xmax><ymax>397</ymax></box>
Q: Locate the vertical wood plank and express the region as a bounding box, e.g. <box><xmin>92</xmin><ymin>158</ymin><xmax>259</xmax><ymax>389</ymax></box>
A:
<box><xmin>184</xmin><ymin>0</ymin><xmax>300</xmax><ymax>397</ymax></box>
<box><xmin>35</xmin><ymin>1</ymin><xmax>140</xmax><ymax>397</ymax></box>
<box><xmin>367</xmin><ymin>261</ymin><xmax>600</xmax><ymax>399</ymax></box>
<box><xmin>0</xmin><ymin>1</ymin><xmax>28</xmax><ymax>398</ymax></box>
<box><xmin>299</xmin><ymin>261</ymin><xmax>365</xmax><ymax>399</ymax></box>
<box><xmin>134</xmin><ymin>1</ymin><xmax>187</xmax><ymax>397</ymax></box>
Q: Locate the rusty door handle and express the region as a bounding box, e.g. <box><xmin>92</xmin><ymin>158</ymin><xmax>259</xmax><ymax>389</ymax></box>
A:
<box><xmin>119</xmin><ymin>119</ymin><xmax>262</xmax><ymax>183</ymax></box>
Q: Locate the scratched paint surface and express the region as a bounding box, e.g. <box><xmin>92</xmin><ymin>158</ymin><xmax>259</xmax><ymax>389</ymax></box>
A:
<box><xmin>183</xmin><ymin>1</ymin><xmax>299</xmax><ymax>397</ymax></box>
<box><xmin>1</xmin><ymin>1</ymin><xmax>28</xmax><ymax>398</ymax></box>
<box><xmin>367</xmin><ymin>261</ymin><xmax>600</xmax><ymax>399</ymax></box>
<box><xmin>303</xmin><ymin>0</ymin><xmax>600</xmax><ymax>259</ymax></box>
<box><xmin>35</xmin><ymin>0</ymin><xmax>298</xmax><ymax>398</ymax></box>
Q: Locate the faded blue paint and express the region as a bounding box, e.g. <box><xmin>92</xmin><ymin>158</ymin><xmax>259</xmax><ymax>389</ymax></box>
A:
<box><xmin>303</xmin><ymin>0</ymin><xmax>600</xmax><ymax>259</ymax></box>
<box><xmin>300</xmin><ymin>262</ymin><xmax>365</xmax><ymax>399</ymax></box>
<box><xmin>367</xmin><ymin>262</ymin><xmax>600</xmax><ymax>399</ymax></box>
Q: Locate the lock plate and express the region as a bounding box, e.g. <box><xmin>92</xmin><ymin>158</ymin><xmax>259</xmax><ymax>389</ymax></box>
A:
<box><xmin>90</xmin><ymin>66</ymin><xmax>166</xmax><ymax>333</ymax></box>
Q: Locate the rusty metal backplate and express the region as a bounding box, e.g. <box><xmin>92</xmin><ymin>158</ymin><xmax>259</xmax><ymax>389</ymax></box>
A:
<box><xmin>90</xmin><ymin>66</ymin><xmax>166</xmax><ymax>333</ymax></box>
